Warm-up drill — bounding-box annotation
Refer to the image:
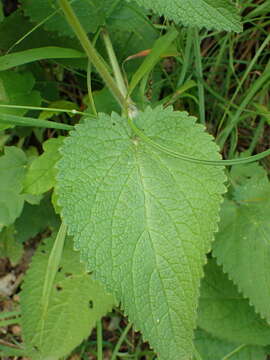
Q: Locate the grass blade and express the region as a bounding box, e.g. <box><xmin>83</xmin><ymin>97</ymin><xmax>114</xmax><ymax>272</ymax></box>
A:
<box><xmin>0</xmin><ymin>47</ymin><xmax>86</xmax><ymax>71</ymax></box>
<box><xmin>0</xmin><ymin>113</ymin><xmax>73</xmax><ymax>130</ymax></box>
<box><xmin>128</xmin><ymin>29</ymin><xmax>179</xmax><ymax>95</ymax></box>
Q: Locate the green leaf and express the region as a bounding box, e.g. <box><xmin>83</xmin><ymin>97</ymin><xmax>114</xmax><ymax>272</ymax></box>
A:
<box><xmin>15</xmin><ymin>195</ymin><xmax>60</xmax><ymax>243</ymax></box>
<box><xmin>20</xmin><ymin>236</ymin><xmax>115</xmax><ymax>360</ymax></box>
<box><xmin>213</xmin><ymin>163</ymin><xmax>270</xmax><ymax>323</ymax></box>
<box><xmin>57</xmin><ymin>106</ymin><xmax>226</xmax><ymax>360</ymax></box>
<box><xmin>0</xmin><ymin>47</ymin><xmax>86</xmax><ymax>71</ymax></box>
<box><xmin>22</xmin><ymin>0</ymin><xmax>119</xmax><ymax>37</ymax></box>
<box><xmin>0</xmin><ymin>70</ymin><xmax>41</xmax><ymax>130</ymax></box>
<box><xmin>0</xmin><ymin>147</ymin><xmax>27</xmax><ymax>228</ymax></box>
<box><xmin>195</xmin><ymin>329</ymin><xmax>267</xmax><ymax>360</ymax></box>
<box><xmin>24</xmin><ymin>137</ymin><xmax>65</xmax><ymax>195</ymax></box>
<box><xmin>0</xmin><ymin>113</ymin><xmax>74</xmax><ymax>130</ymax></box>
<box><xmin>197</xmin><ymin>258</ymin><xmax>270</xmax><ymax>346</ymax></box>
<box><xmin>126</xmin><ymin>0</ymin><xmax>242</xmax><ymax>32</ymax></box>
<box><xmin>0</xmin><ymin>226</ymin><xmax>24</xmax><ymax>265</ymax></box>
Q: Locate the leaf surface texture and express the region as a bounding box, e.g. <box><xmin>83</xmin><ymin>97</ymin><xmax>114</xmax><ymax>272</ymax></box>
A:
<box><xmin>126</xmin><ymin>0</ymin><xmax>242</xmax><ymax>32</ymax></box>
<box><xmin>57</xmin><ymin>106</ymin><xmax>226</xmax><ymax>359</ymax></box>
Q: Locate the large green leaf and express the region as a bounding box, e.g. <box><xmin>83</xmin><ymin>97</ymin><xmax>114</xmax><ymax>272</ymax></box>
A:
<box><xmin>20</xmin><ymin>236</ymin><xmax>115</xmax><ymax>360</ymax></box>
<box><xmin>126</xmin><ymin>0</ymin><xmax>242</xmax><ymax>32</ymax></box>
<box><xmin>213</xmin><ymin>163</ymin><xmax>270</xmax><ymax>323</ymax></box>
<box><xmin>0</xmin><ymin>70</ymin><xmax>41</xmax><ymax>130</ymax></box>
<box><xmin>0</xmin><ymin>147</ymin><xmax>27</xmax><ymax>228</ymax></box>
<box><xmin>195</xmin><ymin>329</ymin><xmax>267</xmax><ymax>360</ymax></box>
<box><xmin>23</xmin><ymin>137</ymin><xmax>64</xmax><ymax>195</ymax></box>
<box><xmin>197</xmin><ymin>258</ymin><xmax>270</xmax><ymax>346</ymax></box>
<box><xmin>57</xmin><ymin>106</ymin><xmax>226</xmax><ymax>359</ymax></box>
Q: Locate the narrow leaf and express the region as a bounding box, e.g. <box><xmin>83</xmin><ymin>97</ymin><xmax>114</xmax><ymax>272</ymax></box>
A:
<box><xmin>128</xmin><ymin>29</ymin><xmax>179</xmax><ymax>95</ymax></box>
<box><xmin>0</xmin><ymin>113</ymin><xmax>73</xmax><ymax>130</ymax></box>
<box><xmin>57</xmin><ymin>106</ymin><xmax>226</xmax><ymax>359</ymax></box>
<box><xmin>0</xmin><ymin>47</ymin><xmax>86</xmax><ymax>71</ymax></box>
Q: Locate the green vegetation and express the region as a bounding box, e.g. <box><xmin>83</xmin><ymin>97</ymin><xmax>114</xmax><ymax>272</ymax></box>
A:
<box><xmin>0</xmin><ymin>0</ymin><xmax>269</xmax><ymax>359</ymax></box>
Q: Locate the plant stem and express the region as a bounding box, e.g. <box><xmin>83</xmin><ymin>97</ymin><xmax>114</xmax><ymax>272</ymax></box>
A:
<box><xmin>0</xmin><ymin>104</ymin><xmax>84</xmax><ymax>115</ymax></box>
<box><xmin>87</xmin><ymin>61</ymin><xmax>97</xmax><ymax>116</ymax></box>
<box><xmin>97</xmin><ymin>320</ymin><xmax>103</xmax><ymax>360</ymax></box>
<box><xmin>58</xmin><ymin>0</ymin><xmax>126</xmax><ymax>110</ymax></box>
<box><xmin>193</xmin><ymin>28</ymin><xmax>205</xmax><ymax>124</ymax></box>
<box><xmin>111</xmin><ymin>322</ymin><xmax>133</xmax><ymax>360</ymax></box>
<box><xmin>222</xmin><ymin>344</ymin><xmax>246</xmax><ymax>360</ymax></box>
<box><xmin>102</xmin><ymin>28</ymin><xmax>128</xmax><ymax>98</ymax></box>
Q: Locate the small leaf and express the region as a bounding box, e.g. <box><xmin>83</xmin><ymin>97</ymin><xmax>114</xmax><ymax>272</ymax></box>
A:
<box><xmin>213</xmin><ymin>163</ymin><xmax>270</xmax><ymax>323</ymax></box>
<box><xmin>20</xmin><ymin>237</ymin><xmax>115</xmax><ymax>360</ymax></box>
<box><xmin>0</xmin><ymin>147</ymin><xmax>27</xmax><ymax>228</ymax></box>
<box><xmin>57</xmin><ymin>106</ymin><xmax>226</xmax><ymax>359</ymax></box>
<box><xmin>0</xmin><ymin>70</ymin><xmax>41</xmax><ymax>130</ymax></box>
<box><xmin>197</xmin><ymin>259</ymin><xmax>270</xmax><ymax>345</ymax></box>
<box><xmin>24</xmin><ymin>137</ymin><xmax>64</xmax><ymax>195</ymax></box>
<box><xmin>126</xmin><ymin>0</ymin><xmax>242</xmax><ymax>32</ymax></box>
<box><xmin>0</xmin><ymin>226</ymin><xmax>24</xmax><ymax>265</ymax></box>
<box><xmin>15</xmin><ymin>195</ymin><xmax>60</xmax><ymax>243</ymax></box>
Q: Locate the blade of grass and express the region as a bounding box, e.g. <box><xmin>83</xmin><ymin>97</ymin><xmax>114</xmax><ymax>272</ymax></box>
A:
<box><xmin>128</xmin><ymin>29</ymin><xmax>179</xmax><ymax>96</ymax></box>
<box><xmin>97</xmin><ymin>320</ymin><xmax>103</xmax><ymax>360</ymax></box>
<box><xmin>177</xmin><ymin>28</ymin><xmax>193</xmax><ymax>87</ymax></box>
<box><xmin>193</xmin><ymin>29</ymin><xmax>205</xmax><ymax>124</ymax></box>
<box><xmin>40</xmin><ymin>224</ymin><xmax>67</xmax><ymax>337</ymax></box>
<box><xmin>0</xmin><ymin>104</ymin><xmax>84</xmax><ymax>115</ymax></box>
<box><xmin>0</xmin><ymin>113</ymin><xmax>74</xmax><ymax>130</ymax></box>
<box><xmin>217</xmin><ymin>61</ymin><xmax>270</xmax><ymax>148</ymax></box>
<box><xmin>111</xmin><ymin>322</ymin><xmax>133</xmax><ymax>360</ymax></box>
<box><xmin>219</xmin><ymin>33</ymin><xmax>270</xmax><ymax>135</ymax></box>
<box><xmin>0</xmin><ymin>47</ymin><xmax>86</xmax><ymax>71</ymax></box>
<box><xmin>0</xmin><ymin>311</ymin><xmax>21</xmax><ymax>320</ymax></box>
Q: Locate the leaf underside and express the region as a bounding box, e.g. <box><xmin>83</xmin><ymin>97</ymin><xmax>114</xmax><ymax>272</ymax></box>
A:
<box><xmin>126</xmin><ymin>0</ymin><xmax>242</xmax><ymax>32</ymax></box>
<box><xmin>57</xmin><ymin>106</ymin><xmax>226</xmax><ymax>359</ymax></box>
<box><xmin>213</xmin><ymin>163</ymin><xmax>270</xmax><ymax>323</ymax></box>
